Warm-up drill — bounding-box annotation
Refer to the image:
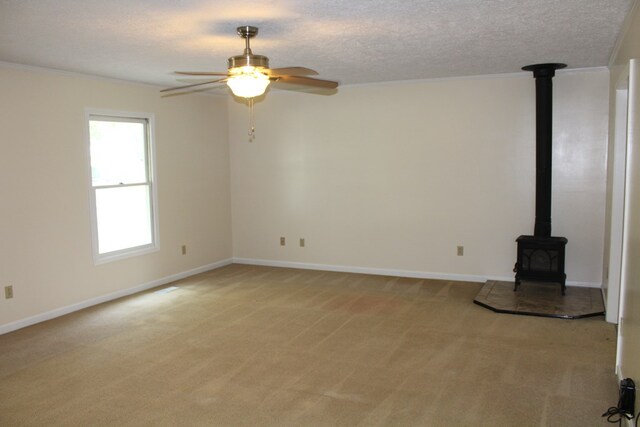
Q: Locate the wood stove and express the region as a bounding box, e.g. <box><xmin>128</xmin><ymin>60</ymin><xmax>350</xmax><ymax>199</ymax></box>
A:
<box><xmin>514</xmin><ymin>63</ymin><xmax>568</xmax><ymax>295</ymax></box>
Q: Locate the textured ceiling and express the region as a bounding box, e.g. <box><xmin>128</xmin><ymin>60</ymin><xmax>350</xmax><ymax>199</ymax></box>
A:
<box><xmin>0</xmin><ymin>0</ymin><xmax>634</xmax><ymax>88</ymax></box>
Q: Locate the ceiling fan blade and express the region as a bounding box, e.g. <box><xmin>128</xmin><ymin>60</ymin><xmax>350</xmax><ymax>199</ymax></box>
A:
<box><xmin>273</xmin><ymin>75</ymin><xmax>338</xmax><ymax>89</ymax></box>
<box><xmin>266</xmin><ymin>67</ymin><xmax>318</xmax><ymax>77</ymax></box>
<box><xmin>161</xmin><ymin>78</ymin><xmax>227</xmax><ymax>93</ymax></box>
<box><xmin>175</xmin><ymin>71</ymin><xmax>229</xmax><ymax>76</ymax></box>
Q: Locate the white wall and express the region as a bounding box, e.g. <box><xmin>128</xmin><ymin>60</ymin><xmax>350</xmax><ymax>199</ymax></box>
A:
<box><xmin>0</xmin><ymin>65</ymin><xmax>232</xmax><ymax>331</ymax></box>
<box><xmin>229</xmin><ymin>69</ymin><xmax>609</xmax><ymax>285</ymax></box>
<box><xmin>607</xmin><ymin>0</ymin><xmax>640</xmax><ymax>403</ymax></box>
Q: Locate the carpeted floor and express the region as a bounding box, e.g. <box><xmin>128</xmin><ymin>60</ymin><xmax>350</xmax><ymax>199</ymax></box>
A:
<box><xmin>0</xmin><ymin>264</ymin><xmax>618</xmax><ymax>426</ymax></box>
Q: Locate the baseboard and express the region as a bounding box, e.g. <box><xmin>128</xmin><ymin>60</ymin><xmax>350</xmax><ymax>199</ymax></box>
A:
<box><xmin>234</xmin><ymin>257</ymin><xmax>489</xmax><ymax>282</ymax></box>
<box><xmin>232</xmin><ymin>257</ymin><xmax>602</xmax><ymax>288</ymax></box>
<box><xmin>0</xmin><ymin>258</ymin><xmax>233</xmax><ymax>335</ymax></box>
<box><xmin>568</xmin><ymin>280</ymin><xmax>603</xmax><ymax>288</ymax></box>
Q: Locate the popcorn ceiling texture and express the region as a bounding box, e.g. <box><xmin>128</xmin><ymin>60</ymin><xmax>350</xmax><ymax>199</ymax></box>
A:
<box><xmin>0</xmin><ymin>0</ymin><xmax>634</xmax><ymax>86</ymax></box>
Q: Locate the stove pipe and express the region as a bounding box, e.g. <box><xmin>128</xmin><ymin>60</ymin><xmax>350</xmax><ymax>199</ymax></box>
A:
<box><xmin>521</xmin><ymin>63</ymin><xmax>566</xmax><ymax>237</ymax></box>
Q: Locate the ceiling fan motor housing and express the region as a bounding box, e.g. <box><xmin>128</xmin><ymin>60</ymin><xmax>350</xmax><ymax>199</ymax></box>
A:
<box><xmin>228</xmin><ymin>54</ymin><xmax>269</xmax><ymax>70</ymax></box>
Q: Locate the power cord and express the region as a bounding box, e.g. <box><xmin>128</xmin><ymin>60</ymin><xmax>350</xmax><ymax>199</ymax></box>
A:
<box><xmin>602</xmin><ymin>406</ymin><xmax>634</xmax><ymax>426</ymax></box>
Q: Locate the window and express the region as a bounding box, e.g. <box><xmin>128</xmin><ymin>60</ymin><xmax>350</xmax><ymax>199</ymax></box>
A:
<box><xmin>86</xmin><ymin>110</ymin><xmax>158</xmax><ymax>263</ymax></box>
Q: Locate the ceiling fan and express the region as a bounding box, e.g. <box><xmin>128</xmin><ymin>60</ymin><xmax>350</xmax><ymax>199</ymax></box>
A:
<box><xmin>161</xmin><ymin>25</ymin><xmax>339</xmax><ymax>98</ymax></box>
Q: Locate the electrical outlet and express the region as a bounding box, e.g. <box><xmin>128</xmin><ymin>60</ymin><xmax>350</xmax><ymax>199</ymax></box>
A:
<box><xmin>181</xmin><ymin>245</ymin><xmax>187</xmax><ymax>255</ymax></box>
<box><xmin>300</xmin><ymin>238</ymin><xmax>305</xmax><ymax>247</ymax></box>
<box><xmin>5</xmin><ymin>285</ymin><xmax>13</xmax><ymax>299</ymax></box>
<box><xmin>457</xmin><ymin>246</ymin><xmax>464</xmax><ymax>256</ymax></box>
<box><xmin>280</xmin><ymin>237</ymin><xmax>286</xmax><ymax>246</ymax></box>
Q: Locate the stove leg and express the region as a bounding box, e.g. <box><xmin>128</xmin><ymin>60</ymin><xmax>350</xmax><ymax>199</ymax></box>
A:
<box><xmin>513</xmin><ymin>264</ymin><xmax>521</xmax><ymax>291</ymax></box>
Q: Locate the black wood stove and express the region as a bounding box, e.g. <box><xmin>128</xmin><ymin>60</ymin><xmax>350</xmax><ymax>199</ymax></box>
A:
<box><xmin>514</xmin><ymin>63</ymin><xmax>568</xmax><ymax>295</ymax></box>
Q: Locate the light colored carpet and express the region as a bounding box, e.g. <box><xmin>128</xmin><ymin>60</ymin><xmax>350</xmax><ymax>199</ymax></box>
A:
<box><xmin>0</xmin><ymin>264</ymin><xmax>618</xmax><ymax>426</ymax></box>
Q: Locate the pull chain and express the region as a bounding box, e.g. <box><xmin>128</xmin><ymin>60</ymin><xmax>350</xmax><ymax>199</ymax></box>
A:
<box><xmin>248</xmin><ymin>98</ymin><xmax>255</xmax><ymax>142</ymax></box>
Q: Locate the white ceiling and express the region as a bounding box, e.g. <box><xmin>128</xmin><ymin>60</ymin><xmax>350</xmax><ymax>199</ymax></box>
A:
<box><xmin>0</xmin><ymin>0</ymin><xmax>634</xmax><ymax>88</ymax></box>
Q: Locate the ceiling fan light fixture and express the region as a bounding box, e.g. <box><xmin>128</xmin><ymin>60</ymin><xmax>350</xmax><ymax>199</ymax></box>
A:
<box><xmin>226</xmin><ymin>66</ymin><xmax>270</xmax><ymax>98</ymax></box>
<box><xmin>164</xmin><ymin>25</ymin><xmax>338</xmax><ymax>140</ymax></box>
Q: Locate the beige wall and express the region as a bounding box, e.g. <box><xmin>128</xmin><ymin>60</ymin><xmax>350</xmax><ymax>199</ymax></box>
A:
<box><xmin>0</xmin><ymin>65</ymin><xmax>232</xmax><ymax>331</ymax></box>
<box><xmin>607</xmin><ymin>0</ymin><xmax>640</xmax><ymax>396</ymax></box>
<box><xmin>229</xmin><ymin>70</ymin><xmax>609</xmax><ymax>285</ymax></box>
<box><xmin>0</xmin><ymin>56</ymin><xmax>614</xmax><ymax>333</ymax></box>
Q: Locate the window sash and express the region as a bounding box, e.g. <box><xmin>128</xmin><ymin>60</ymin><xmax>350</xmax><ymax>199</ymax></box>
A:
<box><xmin>86</xmin><ymin>109</ymin><xmax>159</xmax><ymax>264</ymax></box>
<box><xmin>94</xmin><ymin>184</ymin><xmax>154</xmax><ymax>254</ymax></box>
<box><xmin>89</xmin><ymin>116</ymin><xmax>150</xmax><ymax>187</ymax></box>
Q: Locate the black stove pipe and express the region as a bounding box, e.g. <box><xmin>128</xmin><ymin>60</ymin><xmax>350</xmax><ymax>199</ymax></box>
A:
<box><xmin>522</xmin><ymin>63</ymin><xmax>566</xmax><ymax>238</ymax></box>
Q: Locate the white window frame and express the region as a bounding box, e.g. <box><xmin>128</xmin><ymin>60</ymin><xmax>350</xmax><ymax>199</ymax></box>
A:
<box><xmin>85</xmin><ymin>108</ymin><xmax>160</xmax><ymax>264</ymax></box>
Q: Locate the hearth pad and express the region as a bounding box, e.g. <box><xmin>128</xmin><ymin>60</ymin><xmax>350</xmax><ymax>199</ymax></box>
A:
<box><xmin>474</xmin><ymin>280</ymin><xmax>604</xmax><ymax>319</ymax></box>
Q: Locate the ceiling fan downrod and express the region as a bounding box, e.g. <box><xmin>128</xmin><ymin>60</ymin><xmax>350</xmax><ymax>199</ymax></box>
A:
<box><xmin>228</xmin><ymin>26</ymin><xmax>269</xmax><ymax>69</ymax></box>
<box><xmin>238</xmin><ymin>26</ymin><xmax>258</xmax><ymax>52</ymax></box>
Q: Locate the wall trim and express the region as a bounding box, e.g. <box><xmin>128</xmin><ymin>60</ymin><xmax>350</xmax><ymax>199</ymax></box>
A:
<box><xmin>233</xmin><ymin>257</ymin><xmax>601</xmax><ymax>288</ymax></box>
<box><xmin>0</xmin><ymin>258</ymin><xmax>233</xmax><ymax>335</ymax></box>
<box><xmin>326</xmin><ymin>66</ymin><xmax>609</xmax><ymax>91</ymax></box>
<box><xmin>0</xmin><ymin>60</ymin><xmax>224</xmax><ymax>97</ymax></box>
<box><xmin>608</xmin><ymin>0</ymin><xmax>640</xmax><ymax>68</ymax></box>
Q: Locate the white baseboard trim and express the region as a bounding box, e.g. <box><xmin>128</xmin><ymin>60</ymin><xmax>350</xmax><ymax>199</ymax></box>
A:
<box><xmin>568</xmin><ymin>281</ymin><xmax>602</xmax><ymax>288</ymax></box>
<box><xmin>234</xmin><ymin>257</ymin><xmax>488</xmax><ymax>282</ymax></box>
<box><xmin>0</xmin><ymin>258</ymin><xmax>233</xmax><ymax>335</ymax></box>
<box><xmin>233</xmin><ymin>257</ymin><xmax>602</xmax><ymax>288</ymax></box>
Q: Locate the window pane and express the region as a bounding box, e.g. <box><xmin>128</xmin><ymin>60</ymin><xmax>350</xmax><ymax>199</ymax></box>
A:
<box><xmin>90</xmin><ymin>120</ymin><xmax>147</xmax><ymax>186</ymax></box>
<box><xmin>95</xmin><ymin>185</ymin><xmax>152</xmax><ymax>254</ymax></box>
